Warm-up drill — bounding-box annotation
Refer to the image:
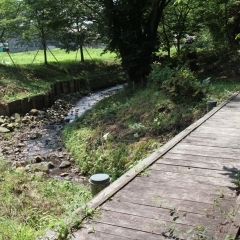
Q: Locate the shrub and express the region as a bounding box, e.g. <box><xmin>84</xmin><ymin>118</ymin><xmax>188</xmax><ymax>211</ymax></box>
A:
<box><xmin>147</xmin><ymin>65</ymin><xmax>174</xmax><ymax>89</ymax></box>
<box><xmin>162</xmin><ymin>67</ymin><xmax>205</xmax><ymax>102</ymax></box>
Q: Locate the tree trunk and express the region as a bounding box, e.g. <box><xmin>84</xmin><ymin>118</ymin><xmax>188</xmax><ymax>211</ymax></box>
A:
<box><xmin>103</xmin><ymin>0</ymin><xmax>170</xmax><ymax>83</ymax></box>
<box><xmin>80</xmin><ymin>45</ymin><xmax>84</xmax><ymax>62</ymax></box>
<box><xmin>41</xmin><ymin>25</ymin><xmax>48</xmax><ymax>65</ymax></box>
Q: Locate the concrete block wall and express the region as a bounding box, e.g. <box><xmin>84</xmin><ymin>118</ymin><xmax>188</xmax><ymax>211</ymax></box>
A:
<box><xmin>0</xmin><ymin>79</ymin><xmax>81</xmax><ymax>116</ymax></box>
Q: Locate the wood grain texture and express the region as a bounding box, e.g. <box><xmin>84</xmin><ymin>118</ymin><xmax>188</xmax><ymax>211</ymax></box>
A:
<box><xmin>77</xmin><ymin>223</ymin><xmax>165</xmax><ymax>240</ymax></box>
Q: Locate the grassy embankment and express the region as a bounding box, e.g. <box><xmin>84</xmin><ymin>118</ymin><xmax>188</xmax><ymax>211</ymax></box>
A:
<box><xmin>1</xmin><ymin>48</ymin><xmax>240</xmax><ymax>239</ymax></box>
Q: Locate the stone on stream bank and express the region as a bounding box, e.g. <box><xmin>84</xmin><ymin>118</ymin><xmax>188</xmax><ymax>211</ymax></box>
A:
<box><xmin>0</xmin><ymin>86</ymin><xmax>123</xmax><ymax>181</ymax></box>
<box><xmin>0</xmin><ymin>126</ymin><xmax>10</xmax><ymax>133</ymax></box>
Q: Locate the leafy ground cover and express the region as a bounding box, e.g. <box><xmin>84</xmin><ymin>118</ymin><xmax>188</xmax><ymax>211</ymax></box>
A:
<box><xmin>0</xmin><ymin>159</ymin><xmax>91</xmax><ymax>240</ymax></box>
<box><xmin>62</xmin><ymin>51</ymin><xmax>240</xmax><ymax>181</ymax></box>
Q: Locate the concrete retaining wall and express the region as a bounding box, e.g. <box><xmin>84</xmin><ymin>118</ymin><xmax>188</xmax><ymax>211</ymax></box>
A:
<box><xmin>0</xmin><ymin>79</ymin><xmax>81</xmax><ymax>116</ymax></box>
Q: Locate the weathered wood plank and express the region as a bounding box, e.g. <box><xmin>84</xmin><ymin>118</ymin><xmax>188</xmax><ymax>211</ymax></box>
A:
<box><xmin>203</xmin><ymin>121</ymin><xmax>240</xmax><ymax>129</ymax></box>
<box><xmin>116</xmin><ymin>179</ymin><xmax>236</xmax><ymax>204</ymax></box>
<box><xmin>101</xmin><ymin>198</ymin><xmax>222</xmax><ymax>228</ymax></box>
<box><xmin>112</xmin><ymin>188</ymin><xmax>236</xmax><ymax>217</ymax></box>
<box><xmin>72</xmin><ymin>227</ymin><xmax>133</xmax><ymax>240</ymax></box>
<box><xmin>81</xmin><ymin>222</ymin><xmax>172</xmax><ymax>240</ymax></box>
<box><xmin>226</xmin><ymin>196</ymin><xmax>240</xmax><ymax>239</ymax></box>
<box><xmin>194</xmin><ymin>125</ymin><xmax>240</xmax><ymax>137</ymax></box>
<box><xmin>138</xmin><ymin>169</ymin><xmax>237</xmax><ymax>189</ymax></box>
<box><xmin>171</xmin><ymin>143</ymin><xmax>240</xmax><ymax>160</ymax></box>
<box><xmin>161</xmin><ymin>153</ymin><xmax>240</xmax><ymax>170</ymax></box>
<box><xmin>91</xmin><ymin>209</ymin><xmax>218</xmax><ymax>238</ymax></box>
<box><xmin>150</xmin><ymin>163</ymin><xmax>236</xmax><ymax>180</ymax></box>
<box><xmin>181</xmin><ymin>135</ymin><xmax>240</xmax><ymax>149</ymax></box>
<box><xmin>157</xmin><ymin>156</ymin><xmax>240</xmax><ymax>172</ymax></box>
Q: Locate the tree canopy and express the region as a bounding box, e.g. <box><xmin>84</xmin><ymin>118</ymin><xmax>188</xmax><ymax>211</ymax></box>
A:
<box><xmin>0</xmin><ymin>0</ymin><xmax>239</xmax><ymax>80</ymax></box>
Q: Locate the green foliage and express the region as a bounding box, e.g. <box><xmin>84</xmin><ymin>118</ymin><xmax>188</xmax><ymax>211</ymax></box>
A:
<box><xmin>147</xmin><ymin>65</ymin><xmax>173</xmax><ymax>89</ymax></box>
<box><xmin>148</xmin><ymin>64</ymin><xmax>207</xmax><ymax>102</ymax></box>
<box><xmin>163</xmin><ymin>67</ymin><xmax>206</xmax><ymax>102</ymax></box>
<box><xmin>0</xmin><ymin>160</ymin><xmax>91</xmax><ymax>239</ymax></box>
<box><xmin>62</xmin><ymin>85</ymin><xmax>207</xmax><ymax>181</ymax></box>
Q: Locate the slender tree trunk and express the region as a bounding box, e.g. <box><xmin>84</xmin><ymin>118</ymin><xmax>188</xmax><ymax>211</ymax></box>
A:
<box><xmin>40</xmin><ymin>25</ymin><xmax>48</xmax><ymax>65</ymax></box>
<box><xmin>80</xmin><ymin>45</ymin><xmax>84</xmax><ymax>62</ymax></box>
<box><xmin>43</xmin><ymin>42</ymin><xmax>47</xmax><ymax>65</ymax></box>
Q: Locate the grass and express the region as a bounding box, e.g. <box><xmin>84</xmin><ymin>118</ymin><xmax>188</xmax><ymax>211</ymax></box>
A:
<box><xmin>61</xmin><ymin>85</ymin><xmax>205</xmax><ymax>181</ymax></box>
<box><xmin>0</xmin><ymin>48</ymin><xmax>116</xmax><ymax>65</ymax></box>
<box><xmin>62</xmin><ymin>65</ymin><xmax>240</xmax><ymax>181</ymax></box>
<box><xmin>0</xmin><ymin>48</ymin><xmax>122</xmax><ymax>102</ymax></box>
<box><xmin>0</xmin><ymin>159</ymin><xmax>91</xmax><ymax>240</ymax></box>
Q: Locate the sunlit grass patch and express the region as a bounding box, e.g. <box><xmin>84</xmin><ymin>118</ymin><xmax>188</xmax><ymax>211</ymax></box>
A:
<box><xmin>0</xmin><ymin>160</ymin><xmax>91</xmax><ymax>239</ymax></box>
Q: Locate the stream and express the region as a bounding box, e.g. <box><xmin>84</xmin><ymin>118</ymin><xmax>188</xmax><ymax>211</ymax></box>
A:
<box><xmin>0</xmin><ymin>85</ymin><xmax>124</xmax><ymax>182</ymax></box>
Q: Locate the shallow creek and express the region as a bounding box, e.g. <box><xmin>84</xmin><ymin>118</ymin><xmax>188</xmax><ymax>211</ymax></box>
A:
<box><xmin>1</xmin><ymin>85</ymin><xmax>123</xmax><ymax>182</ymax></box>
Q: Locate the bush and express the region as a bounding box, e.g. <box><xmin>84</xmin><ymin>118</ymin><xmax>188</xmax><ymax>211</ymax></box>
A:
<box><xmin>162</xmin><ymin>67</ymin><xmax>205</xmax><ymax>102</ymax></box>
<box><xmin>147</xmin><ymin>65</ymin><xmax>174</xmax><ymax>89</ymax></box>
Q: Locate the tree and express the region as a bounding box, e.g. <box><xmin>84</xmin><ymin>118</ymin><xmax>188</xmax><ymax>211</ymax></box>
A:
<box><xmin>57</xmin><ymin>0</ymin><xmax>99</xmax><ymax>62</ymax></box>
<box><xmin>203</xmin><ymin>0</ymin><xmax>240</xmax><ymax>49</ymax></box>
<box><xmin>19</xmin><ymin>0</ymin><xmax>68</xmax><ymax>64</ymax></box>
<box><xmin>159</xmin><ymin>0</ymin><xmax>203</xmax><ymax>55</ymax></box>
<box><xmin>97</xmin><ymin>0</ymin><xmax>171</xmax><ymax>83</ymax></box>
<box><xmin>0</xmin><ymin>0</ymin><xmax>23</xmax><ymax>43</ymax></box>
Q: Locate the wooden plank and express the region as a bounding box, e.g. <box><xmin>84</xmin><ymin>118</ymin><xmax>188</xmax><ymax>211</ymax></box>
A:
<box><xmin>92</xmin><ymin>209</ymin><xmax>218</xmax><ymax>238</ymax></box>
<box><xmin>190</xmin><ymin>130</ymin><xmax>240</xmax><ymax>139</ymax></box>
<box><xmin>81</xmin><ymin>222</ymin><xmax>166</xmax><ymax>240</ymax></box>
<box><xmin>182</xmin><ymin>135</ymin><xmax>240</xmax><ymax>148</ymax></box>
<box><xmin>162</xmin><ymin>152</ymin><xmax>240</xmax><ymax>168</ymax></box>
<box><xmin>194</xmin><ymin>125</ymin><xmax>240</xmax><ymax>137</ymax></box>
<box><xmin>210</xmin><ymin>110</ymin><xmax>240</xmax><ymax>116</ymax></box>
<box><xmin>117</xmin><ymin>179</ymin><xmax>235</xmax><ymax>204</ymax></box>
<box><xmin>138</xmin><ymin>169</ymin><xmax>237</xmax><ymax>189</ymax></box>
<box><xmin>207</xmin><ymin>116</ymin><xmax>240</xmax><ymax>122</ymax></box>
<box><xmin>150</xmin><ymin>164</ymin><xmax>236</xmax><ymax>180</ymax></box>
<box><xmin>72</xmin><ymin>227</ymin><xmax>132</xmax><ymax>240</ymax></box>
<box><xmin>171</xmin><ymin>143</ymin><xmax>240</xmax><ymax>160</ymax></box>
<box><xmin>203</xmin><ymin>121</ymin><xmax>240</xmax><ymax>129</ymax></box>
<box><xmin>181</xmin><ymin>135</ymin><xmax>240</xmax><ymax>149</ymax></box>
<box><xmin>101</xmin><ymin>199</ymin><xmax>221</xmax><ymax>228</ymax></box>
<box><xmin>226</xmin><ymin>196</ymin><xmax>240</xmax><ymax>239</ymax></box>
<box><xmin>112</xmin><ymin>188</ymin><xmax>236</xmax><ymax>217</ymax></box>
<box><xmin>156</xmin><ymin>157</ymin><xmax>240</xmax><ymax>173</ymax></box>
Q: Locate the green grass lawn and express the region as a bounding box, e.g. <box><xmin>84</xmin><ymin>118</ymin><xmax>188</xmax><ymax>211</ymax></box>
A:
<box><xmin>0</xmin><ymin>48</ymin><xmax>117</xmax><ymax>65</ymax></box>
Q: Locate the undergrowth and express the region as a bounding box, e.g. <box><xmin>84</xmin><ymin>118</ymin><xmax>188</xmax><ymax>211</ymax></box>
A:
<box><xmin>0</xmin><ymin>159</ymin><xmax>91</xmax><ymax>239</ymax></box>
<box><xmin>62</xmin><ymin>85</ymin><xmax>205</xmax><ymax>181</ymax></box>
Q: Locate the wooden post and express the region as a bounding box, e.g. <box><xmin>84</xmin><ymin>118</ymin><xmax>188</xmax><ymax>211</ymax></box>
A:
<box><xmin>206</xmin><ymin>100</ymin><xmax>217</xmax><ymax>113</ymax></box>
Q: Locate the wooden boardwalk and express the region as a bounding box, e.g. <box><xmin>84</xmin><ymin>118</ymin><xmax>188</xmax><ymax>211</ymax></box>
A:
<box><xmin>72</xmin><ymin>93</ymin><xmax>240</xmax><ymax>239</ymax></box>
